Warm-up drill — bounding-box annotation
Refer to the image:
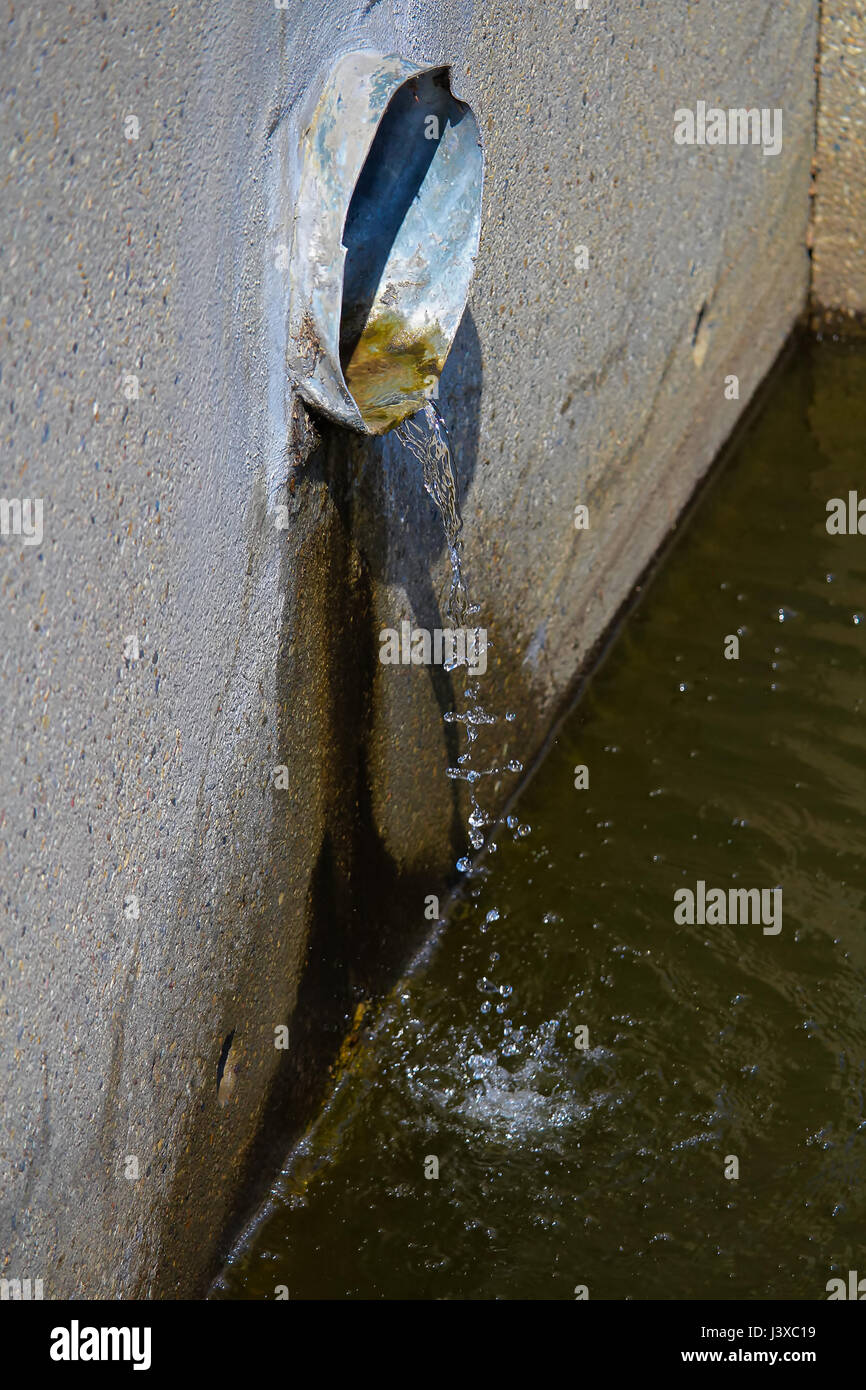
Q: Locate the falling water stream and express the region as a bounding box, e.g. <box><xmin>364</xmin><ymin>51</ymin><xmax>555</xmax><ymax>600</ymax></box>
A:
<box><xmin>398</xmin><ymin>402</ymin><xmax>473</xmax><ymax>629</ymax></box>
<box><xmin>397</xmin><ymin>401</ymin><xmax>524</xmax><ymax>861</ymax></box>
<box><xmin>214</xmin><ymin>337</ymin><xmax>866</xmax><ymax>1301</ymax></box>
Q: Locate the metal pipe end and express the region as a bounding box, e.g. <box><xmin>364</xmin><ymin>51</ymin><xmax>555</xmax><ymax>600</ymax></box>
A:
<box><xmin>288</xmin><ymin>52</ymin><xmax>484</xmax><ymax>436</ymax></box>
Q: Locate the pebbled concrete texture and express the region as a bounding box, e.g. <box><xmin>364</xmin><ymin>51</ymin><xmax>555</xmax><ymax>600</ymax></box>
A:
<box><xmin>0</xmin><ymin>0</ymin><xmax>824</xmax><ymax>1297</ymax></box>
<box><xmin>812</xmin><ymin>1</ymin><xmax>866</xmax><ymax>319</ymax></box>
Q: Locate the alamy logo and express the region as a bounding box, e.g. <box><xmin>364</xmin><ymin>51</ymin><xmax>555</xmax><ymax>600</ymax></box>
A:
<box><xmin>674</xmin><ymin>102</ymin><xmax>782</xmax><ymax>157</ymax></box>
<box><xmin>826</xmin><ymin>492</ymin><xmax>866</xmax><ymax>534</ymax></box>
<box><xmin>379</xmin><ymin>621</ymin><xmax>487</xmax><ymax>675</ymax></box>
<box><xmin>50</xmin><ymin>1321</ymin><xmax>152</xmax><ymax>1371</ymax></box>
<box><xmin>826</xmin><ymin>1271</ymin><xmax>866</xmax><ymax>1299</ymax></box>
<box><xmin>0</xmin><ymin>497</ymin><xmax>43</xmax><ymax>546</ymax></box>
<box><xmin>0</xmin><ymin>1276</ymin><xmax>43</xmax><ymax>1299</ymax></box>
<box><xmin>673</xmin><ymin>881</ymin><xmax>782</xmax><ymax>935</ymax></box>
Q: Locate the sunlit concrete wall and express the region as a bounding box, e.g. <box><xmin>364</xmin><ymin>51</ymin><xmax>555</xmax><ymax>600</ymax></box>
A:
<box><xmin>812</xmin><ymin>1</ymin><xmax>866</xmax><ymax>319</ymax></box>
<box><xmin>0</xmin><ymin>0</ymin><xmax>819</xmax><ymax>1297</ymax></box>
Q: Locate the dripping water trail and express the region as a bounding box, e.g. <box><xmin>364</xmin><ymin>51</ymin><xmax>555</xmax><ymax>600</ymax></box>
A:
<box><xmin>397</xmin><ymin>402</ymin><xmax>524</xmax><ymax>872</ymax></box>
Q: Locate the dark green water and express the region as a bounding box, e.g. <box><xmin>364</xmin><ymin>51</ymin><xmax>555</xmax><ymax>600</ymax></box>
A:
<box><xmin>215</xmin><ymin>339</ymin><xmax>866</xmax><ymax>1301</ymax></box>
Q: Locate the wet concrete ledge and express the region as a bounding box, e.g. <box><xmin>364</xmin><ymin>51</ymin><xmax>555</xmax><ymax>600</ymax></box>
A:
<box><xmin>0</xmin><ymin>0</ymin><xmax>851</xmax><ymax>1296</ymax></box>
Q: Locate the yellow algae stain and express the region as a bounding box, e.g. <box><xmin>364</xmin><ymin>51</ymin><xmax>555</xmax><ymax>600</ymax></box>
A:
<box><xmin>343</xmin><ymin>309</ymin><xmax>446</xmax><ymax>434</ymax></box>
<box><xmin>332</xmin><ymin>999</ymin><xmax>369</xmax><ymax>1076</ymax></box>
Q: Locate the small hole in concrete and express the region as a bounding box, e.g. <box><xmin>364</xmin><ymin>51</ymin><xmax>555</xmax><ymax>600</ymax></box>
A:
<box><xmin>691</xmin><ymin>301</ymin><xmax>707</xmax><ymax>348</ymax></box>
<box><xmin>216</xmin><ymin>1029</ymin><xmax>236</xmax><ymax>1107</ymax></box>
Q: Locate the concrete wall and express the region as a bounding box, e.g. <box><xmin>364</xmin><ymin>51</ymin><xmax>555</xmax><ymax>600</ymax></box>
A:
<box><xmin>812</xmin><ymin>1</ymin><xmax>866</xmax><ymax>318</ymax></box>
<box><xmin>0</xmin><ymin>0</ymin><xmax>819</xmax><ymax>1297</ymax></box>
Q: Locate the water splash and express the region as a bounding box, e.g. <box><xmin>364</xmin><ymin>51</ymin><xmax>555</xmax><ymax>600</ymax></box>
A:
<box><xmin>396</xmin><ymin>401</ymin><xmax>525</xmax><ymax>862</ymax></box>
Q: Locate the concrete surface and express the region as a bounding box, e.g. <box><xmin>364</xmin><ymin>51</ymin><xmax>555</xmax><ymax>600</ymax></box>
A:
<box><xmin>1</xmin><ymin>0</ymin><xmax>821</xmax><ymax>1297</ymax></box>
<box><xmin>812</xmin><ymin>1</ymin><xmax>866</xmax><ymax>319</ymax></box>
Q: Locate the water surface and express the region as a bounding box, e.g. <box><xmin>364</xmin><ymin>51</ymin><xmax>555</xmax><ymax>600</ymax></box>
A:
<box><xmin>215</xmin><ymin>338</ymin><xmax>866</xmax><ymax>1300</ymax></box>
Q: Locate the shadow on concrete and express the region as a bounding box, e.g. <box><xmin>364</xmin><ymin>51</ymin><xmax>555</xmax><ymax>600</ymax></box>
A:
<box><xmin>195</xmin><ymin>323</ymin><xmax>482</xmax><ymax>1291</ymax></box>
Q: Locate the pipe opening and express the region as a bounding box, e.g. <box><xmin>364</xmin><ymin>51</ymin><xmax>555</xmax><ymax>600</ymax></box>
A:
<box><xmin>339</xmin><ymin>70</ymin><xmax>478</xmax><ymax>433</ymax></box>
<box><xmin>288</xmin><ymin>53</ymin><xmax>483</xmax><ymax>436</ymax></box>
